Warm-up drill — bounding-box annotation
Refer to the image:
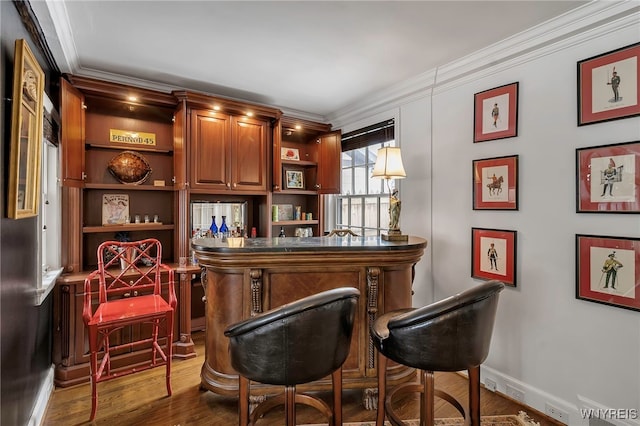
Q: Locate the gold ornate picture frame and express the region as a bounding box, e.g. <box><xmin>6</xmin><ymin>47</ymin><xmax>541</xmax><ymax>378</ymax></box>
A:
<box><xmin>8</xmin><ymin>39</ymin><xmax>45</xmax><ymax>219</ymax></box>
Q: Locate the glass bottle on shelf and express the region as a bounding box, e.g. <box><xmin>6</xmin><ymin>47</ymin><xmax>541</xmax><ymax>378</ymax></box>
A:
<box><xmin>209</xmin><ymin>216</ymin><xmax>218</xmax><ymax>237</ymax></box>
<box><xmin>220</xmin><ymin>216</ymin><xmax>229</xmax><ymax>236</ymax></box>
<box><xmin>278</xmin><ymin>227</ymin><xmax>286</xmax><ymax>238</ymax></box>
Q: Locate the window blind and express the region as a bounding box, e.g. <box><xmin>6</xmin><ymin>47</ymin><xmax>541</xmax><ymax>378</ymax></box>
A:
<box><xmin>341</xmin><ymin>119</ymin><xmax>394</xmax><ymax>152</ymax></box>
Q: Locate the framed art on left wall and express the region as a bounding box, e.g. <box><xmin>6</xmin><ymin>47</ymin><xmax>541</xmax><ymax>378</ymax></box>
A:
<box><xmin>8</xmin><ymin>39</ymin><xmax>45</xmax><ymax>219</ymax></box>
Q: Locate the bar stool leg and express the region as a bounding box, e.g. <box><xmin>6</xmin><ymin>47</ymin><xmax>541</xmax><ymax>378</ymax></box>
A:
<box><xmin>239</xmin><ymin>376</ymin><xmax>250</xmax><ymax>425</ymax></box>
<box><xmin>285</xmin><ymin>386</ymin><xmax>296</xmax><ymax>426</ymax></box>
<box><xmin>422</xmin><ymin>370</ymin><xmax>435</xmax><ymax>426</ymax></box>
<box><xmin>332</xmin><ymin>368</ymin><xmax>342</xmax><ymax>426</ymax></box>
<box><xmin>376</xmin><ymin>352</ymin><xmax>388</xmax><ymax>426</ymax></box>
<box><xmin>468</xmin><ymin>366</ymin><xmax>481</xmax><ymax>426</ymax></box>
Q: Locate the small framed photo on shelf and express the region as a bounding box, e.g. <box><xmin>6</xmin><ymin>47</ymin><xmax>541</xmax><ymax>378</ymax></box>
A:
<box><xmin>285</xmin><ymin>170</ymin><xmax>304</xmax><ymax>189</ymax></box>
<box><xmin>576</xmin><ymin>234</ymin><xmax>640</xmax><ymax>312</ymax></box>
<box><xmin>576</xmin><ymin>140</ymin><xmax>639</xmax><ymax>213</ymax></box>
<box><xmin>473</xmin><ymin>82</ymin><xmax>519</xmax><ymax>143</ymax></box>
<box><xmin>281</xmin><ymin>147</ymin><xmax>300</xmax><ymax>161</ymax></box>
<box><xmin>472</xmin><ymin>155</ymin><xmax>518</xmax><ymax>210</ymax></box>
<box><xmin>577</xmin><ymin>42</ymin><xmax>640</xmax><ymax>126</ymax></box>
<box><xmin>471</xmin><ymin>228</ymin><xmax>517</xmax><ymax>287</ymax></box>
<box><xmin>102</xmin><ymin>194</ymin><xmax>130</xmax><ymax>225</ymax></box>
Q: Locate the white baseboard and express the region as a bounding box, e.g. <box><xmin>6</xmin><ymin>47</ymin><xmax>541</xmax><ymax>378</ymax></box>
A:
<box><xmin>28</xmin><ymin>365</ymin><xmax>55</xmax><ymax>426</ymax></box>
<box><xmin>481</xmin><ymin>367</ymin><xmax>640</xmax><ymax>426</ymax></box>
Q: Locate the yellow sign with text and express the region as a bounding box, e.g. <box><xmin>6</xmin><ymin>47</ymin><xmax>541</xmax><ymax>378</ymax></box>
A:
<box><xmin>109</xmin><ymin>129</ymin><xmax>156</xmax><ymax>146</ymax></box>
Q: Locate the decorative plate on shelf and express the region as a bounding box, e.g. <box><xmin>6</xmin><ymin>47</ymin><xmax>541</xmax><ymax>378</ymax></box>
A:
<box><xmin>107</xmin><ymin>150</ymin><xmax>152</xmax><ymax>184</ymax></box>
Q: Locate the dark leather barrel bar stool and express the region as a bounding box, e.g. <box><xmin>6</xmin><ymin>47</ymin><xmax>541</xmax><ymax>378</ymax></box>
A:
<box><xmin>224</xmin><ymin>287</ymin><xmax>360</xmax><ymax>426</ymax></box>
<box><xmin>371</xmin><ymin>280</ymin><xmax>505</xmax><ymax>426</ymax></box>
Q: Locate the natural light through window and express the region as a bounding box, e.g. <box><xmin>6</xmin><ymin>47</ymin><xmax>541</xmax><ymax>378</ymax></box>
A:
<box><xmin>336</xmin><ymin>140</ymin><xmax>398</xmax><ymax>237</ymax></box>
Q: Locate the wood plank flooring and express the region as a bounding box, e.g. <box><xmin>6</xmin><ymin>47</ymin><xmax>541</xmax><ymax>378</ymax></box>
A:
<box><xmin>43</xmin><ymin>331</ymin><xmax>560</xmax><ymax>425</ymax></box>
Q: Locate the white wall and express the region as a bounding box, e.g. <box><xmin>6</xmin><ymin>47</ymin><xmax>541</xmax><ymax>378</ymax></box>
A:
<box><xmin>332</xmin><ymin>3</ymin><xmax>639</xmax><ymax>425</ymax></box>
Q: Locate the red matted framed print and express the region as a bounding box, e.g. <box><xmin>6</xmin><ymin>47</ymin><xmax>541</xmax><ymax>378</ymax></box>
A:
<box><xmin>473</xmin><ymin>82</ymin><xmax>518</xmax><ymax>143</ymax></box>
<box><xmin>473</xmin><ymin>155</ymin><xmax>518</xmax><ymax>210</ymax></box>
<box><xmin>578</xmin><ymin>42</ymin><xmax>640</xmax><ymax>126</ymax></box>
<box><xmin>471</xmin><ymin>228</ymin><xmax>517</xmax><ymax>287</ymax></box>
<box><xmin>576</xmin><ymin>234</ymin><xmax>640</xmax><ymax>312</ymax></box>
<box><xmin>576</xmin><ymin>140</ymin><xmax>639</xmax><ymax>213</ymax></box>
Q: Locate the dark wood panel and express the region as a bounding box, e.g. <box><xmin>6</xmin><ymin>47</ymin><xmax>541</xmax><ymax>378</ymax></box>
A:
<box><xmin>191</xmin><ymin>111</ymin><xmax>230</xmax><ymax>188</ymax></box>
<box><xmin>60</xmin><ymin>78</ymin><xmax>85</xmax><ymax>186</ymax></box>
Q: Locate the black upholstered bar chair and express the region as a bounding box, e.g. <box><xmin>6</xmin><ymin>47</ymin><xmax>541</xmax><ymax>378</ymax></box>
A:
<box><xmin>224</xmin><ymin>287</ymin><xmax>360</xmax><ymax>426</ymax></box>
<box><xmin>371</xmin><ymin>280</ymin><xmax>505</xmax><ymax>426</ymax></box>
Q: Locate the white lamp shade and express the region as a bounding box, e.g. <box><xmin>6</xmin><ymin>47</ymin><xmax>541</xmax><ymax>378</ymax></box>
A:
<box><xmin>371</xmin><ymin>147</ymin><xmax>406</xmax><ymax>179</ymax></box>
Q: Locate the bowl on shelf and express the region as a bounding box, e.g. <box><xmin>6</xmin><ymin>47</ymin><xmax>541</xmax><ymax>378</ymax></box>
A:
<box><xmin>107</xmin><ymin>150</ymin><xmax>152</xmax><ymax>184</ymax></box>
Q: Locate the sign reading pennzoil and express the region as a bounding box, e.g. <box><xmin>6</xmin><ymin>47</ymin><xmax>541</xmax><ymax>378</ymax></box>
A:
<box><xmin>109</xmin><ymin>129</ymin><xmax>156</xmax><ymax>146</ymax></box>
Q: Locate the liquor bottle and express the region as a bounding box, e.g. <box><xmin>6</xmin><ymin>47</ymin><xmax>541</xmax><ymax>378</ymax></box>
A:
<box><xmin>278</xmin><ymin>227</ymin><xmax>286</xmax><ymax>238</ymax></box>
<box><xmin>209</xmin><ymin>216</ymin><xmax>218</xmax><ymax>237</ymax></box>
<box><xmin>220</xmin><ymin>215</ymin><xmax>229</xmax><ymax>236</ymax></box>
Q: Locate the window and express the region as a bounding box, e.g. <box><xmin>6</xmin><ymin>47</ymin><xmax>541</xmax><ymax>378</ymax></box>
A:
<box><xmin>335</xmin><ymin>120</ymin><xmax>396</xmax><ymax>237</ymax></box>
<box><xmin>37</xmin><ymin>95</ymin><xmax>62</xmax><ymax>305</ymax></box>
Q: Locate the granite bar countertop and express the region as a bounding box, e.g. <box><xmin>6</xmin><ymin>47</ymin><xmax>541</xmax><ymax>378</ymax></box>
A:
<box><xmin>192</xmin><ymin>235</ymin><xmax>427</xmax><ymax>253</ymax></box>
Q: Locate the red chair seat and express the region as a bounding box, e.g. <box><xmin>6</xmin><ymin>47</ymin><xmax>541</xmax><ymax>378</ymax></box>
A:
<box><xmin>88</xmin><ymin>294</ymin><xmax>173</xmax><ymax>326</ymax></box>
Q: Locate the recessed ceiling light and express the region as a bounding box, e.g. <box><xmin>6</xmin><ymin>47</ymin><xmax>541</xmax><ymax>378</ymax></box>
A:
<box><xmin>128</xmin><ymin>96</ymin><xmax>137</xmax><ymax>102</ymax></box>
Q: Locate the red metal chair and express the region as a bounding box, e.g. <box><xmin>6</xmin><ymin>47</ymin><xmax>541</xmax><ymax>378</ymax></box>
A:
<box><xmin>82</xmin><ymin>238</ymin><xmax>177</xmax><ymax>421</ymax></box>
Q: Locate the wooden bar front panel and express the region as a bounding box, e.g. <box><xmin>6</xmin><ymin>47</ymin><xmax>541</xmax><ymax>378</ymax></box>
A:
<box><xmin>196</xmin><ymin>236</ymin><xmax>427</xmax><ymax>399</ymax></box>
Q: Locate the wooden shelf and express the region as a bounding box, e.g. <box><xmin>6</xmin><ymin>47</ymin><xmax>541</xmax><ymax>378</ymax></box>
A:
<box><xmin>83</xmin><ymin>224</ymin><xmax>175</xmax><ymax>233</ymax></box>
<box><xmin>272</xmin><ymin>220</ymin><xmax>318</xmax><ymax>226</ymax></box>
<box><xmin>276</xmin><ymin>189</ymin><xmax>317</xmax><ymax>195</ymax></box>
<box><xmin>281</xmin><ymin>159</ymin><xmax>316</xmax><ymax>167</ymax></box>
<box><xmin>86</xmin><ymin>142</ymin><xmax>173</xmax><ymax>153</ymax></box>
<box><xmin>84</xmin><ymin>183</ymin><xmax>175</xmax><ymax>191</ymax></box>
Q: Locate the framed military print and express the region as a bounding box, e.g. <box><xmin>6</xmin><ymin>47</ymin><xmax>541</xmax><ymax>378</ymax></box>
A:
<box><xmin>472</xmin><ymin>155</ymin><xmax>519</xmax><ymax>210</ymax></box>
<box><xmin>471</xmin><ymin>227</ymin><xmax>517</xmax><ymax>287</ymax></box>
<box><xmin>577</xmin><ymin>42</ymin><xmax>640</xmax><ymax>126</ymax></box>
<box><xmin>473</xmin><ymin>82</ymin><xmax>519</xmax><ymax>143</ymax></box>
<box><xmin>576</xmin><ymin>141</ymin><xmax>639</xmax><ymax>213</ymax></box>
<box><xmin>576</xmin><ymin>234</ymin><xmax>640</xmax><ymax>312</ymax></box>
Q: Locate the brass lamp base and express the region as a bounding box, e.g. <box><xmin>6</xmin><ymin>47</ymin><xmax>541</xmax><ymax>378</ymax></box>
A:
<box><xmin>382</xmin><ymin>230</ymin><xmax>408</xmax><ymax>241</ymax></box>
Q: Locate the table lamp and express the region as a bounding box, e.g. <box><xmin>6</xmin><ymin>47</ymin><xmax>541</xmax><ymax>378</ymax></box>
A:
<box><xmin>371</xmin><ymin>146</ymin><xmax>408</xmax><ymax>241</ymax></box>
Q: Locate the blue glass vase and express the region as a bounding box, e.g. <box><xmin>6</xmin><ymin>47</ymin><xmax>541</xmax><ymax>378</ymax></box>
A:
<box><xmin>209</xmin><ymin>216</ymin><xmax>218</xmax><ymax>237</ymax></box>
<box><xmin>220</xmin><ymin>215</ymin><xmax>229</xmax><ymax>235</ymax></box>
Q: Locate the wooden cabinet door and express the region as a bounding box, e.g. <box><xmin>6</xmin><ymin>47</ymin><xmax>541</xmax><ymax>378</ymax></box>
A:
<box><xmin>231</xmin><ymin>116</ymin><xmax>268</xmax><ymax>191</ymax></box>
<box><xmin>190</xmin><ymin>110</ymin><xmax>231</xmax><ymax>190</ymax></box>
<box><xmin>60</xmin><ymin>79</ymin><xmax>85</xmax><ymax>187</ymax></box>
<box><xmin>317</xmin><ymin>130</ymin><xmax>342</xmax><ymax>194</ymax></box>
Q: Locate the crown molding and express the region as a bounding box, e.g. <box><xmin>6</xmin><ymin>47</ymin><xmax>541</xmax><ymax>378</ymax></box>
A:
<box><xmin>42</xmin><ymin>0</ymin><xmax>77</xmax><ymax>72</ymax></box>
<box><xmin>328</xmin><ymin>1</ymin><xmax>639</xmax><ymax>127</ymax></box>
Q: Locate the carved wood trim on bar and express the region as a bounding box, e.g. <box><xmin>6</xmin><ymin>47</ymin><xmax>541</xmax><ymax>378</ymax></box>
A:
<box><xmin>60</xmin><ymin>285</ymin><xmax>70</xmax><ymax>363</ymax></box>
<box><xmin>200</xmin><ymin>267</ymin><xmax>207</xmax><ymax>296</ymax></box>
<box><xmin>366</xmin><ymin>266</ymin><xmax>380</xmax><ymax>369</ymax></box>
<box><xmin>250</xmin><ymin>269</ymin><xmax>263</xmax><ymax>315</ymax></box>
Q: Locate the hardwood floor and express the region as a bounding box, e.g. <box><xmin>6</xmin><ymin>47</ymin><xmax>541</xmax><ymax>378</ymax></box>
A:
<box><xmin>43</xmin><ymin>331</ymin><xmax>560</xmax><ymax>425</ymax></box>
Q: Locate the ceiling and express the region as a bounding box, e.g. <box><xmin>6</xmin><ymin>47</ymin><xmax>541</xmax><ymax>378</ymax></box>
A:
<box><xmin>33</xmin><ymin>1</ymin><xmax>589</xmax><ymax>120</ymax></box>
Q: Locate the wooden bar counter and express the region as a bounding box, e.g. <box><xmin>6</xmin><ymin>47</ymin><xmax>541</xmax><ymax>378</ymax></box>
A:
<box><xmin>193</xmin><ymin>235</ymin><xmax>427</xmax><ymax>407</ymax></box>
